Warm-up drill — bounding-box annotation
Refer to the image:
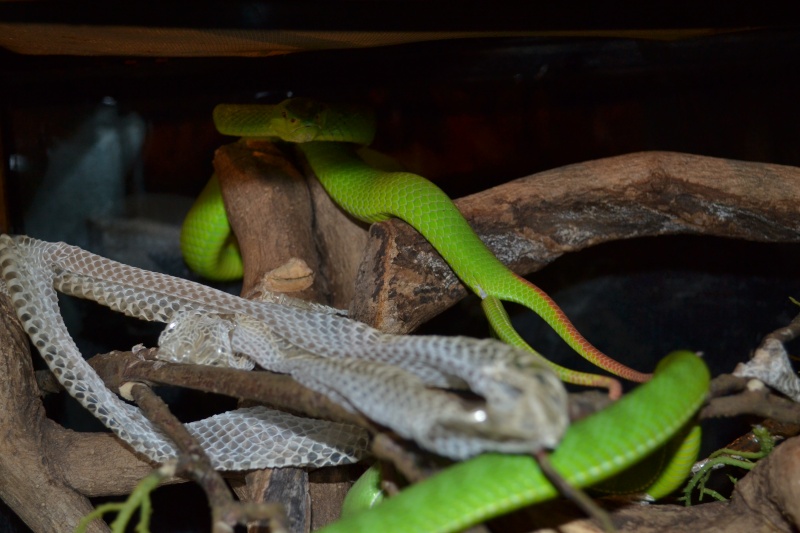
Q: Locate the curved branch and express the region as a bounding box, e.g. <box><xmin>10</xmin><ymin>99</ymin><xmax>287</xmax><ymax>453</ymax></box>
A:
<box><xmin>0</xmin><ymin>295</ymin><xmax>112</xmax><ymax>532</ymax></box>
<box><xmin>350</xmin><ymin>151</ymin><xmax>800</xmax><ymax>332</ymax></box>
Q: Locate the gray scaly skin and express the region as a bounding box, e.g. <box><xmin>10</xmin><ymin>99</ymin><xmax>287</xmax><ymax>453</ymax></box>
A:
<box><xmin>0</xmin><ymin>235</ymin><xmax>369</xmax><ymax>469</ymax></box>
<box><xmin>0</xmin><ymin>235</ymin><xmax>568</xmax><ymax>468</ymax></box>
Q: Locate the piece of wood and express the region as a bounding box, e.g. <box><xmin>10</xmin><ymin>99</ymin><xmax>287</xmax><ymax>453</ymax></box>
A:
<box><xmin>350</xmin><ymin>151</ymin><xmax>800</xmax><ymax>332</ymax></box>
<box><xmin>46</xmin><ymin>427</ymin><xmax>158</xmax><ymax>498</ymax></box>
<box><xmin>308</xmin><ymin>465</ymin><xmax>365</xmax><ymax>531</ymax></box>
<box><xmin>216</xmin><ymin>141</ymin><xmax>367</xmax><ymax>531</ymax></box>
<box><xmin>0</xmin><ymin>294</ymin><xmax>110</xmax><ymax>532</ymax></box>
<box><xmin>215</xmin><ymin>139</ymin><xmax>326</xmax><ymax>303</ymax></box>
<box><xmin>307</xmin><ymin>172</ymin><xmax>369</xmax><ymax>309</ymax></box>
<box><xmin>216</xmin><ymin>140</ymin><xmax>312</xmax><ymax>532</ymax></box>
<box><xmin>262</xmin><ymin>468</ymin><xmax>310</xmax><ymax>533</ymax></box>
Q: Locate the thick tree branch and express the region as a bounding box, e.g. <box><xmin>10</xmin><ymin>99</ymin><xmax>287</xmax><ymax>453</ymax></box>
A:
<box><xmin>349</xmin><ymin>151</ymin><xmax>800</xmax><ymax>332</ymax></box>
<box><xmin>0</xmin><ymin>294</ymin><xmax>111</xmax><ymax>532</ymax></box>
<box><xmin>89</xmin><ymin>349</ymin><xmax>375</xmax><ymax>431</ymax></box>
<box><xmin>216</xmin><ymin>141</ymin><xmax>373</xmax><ymax>531</ymax></box>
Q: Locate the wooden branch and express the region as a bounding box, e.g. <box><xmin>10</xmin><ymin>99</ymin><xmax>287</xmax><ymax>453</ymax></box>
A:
<box><xmin>45</xmin><ymin>427</ymin><xmax>157</xmax><ymax>498</ymax></box>
<box><xmin>350</xmin><ymin>151</ymin><xmax>800</xmax><ymax>332</ymax></box>
<box><xmin>215</xmin><ymin>140</ymin><xmax>325</xmax><ymax>302</ymax></box>
<box><xmin>215</xmin><ymin>141</ymin><xmax>369</xmax><ymax>532</ymax></box>
<box><xmin>703</xmin><ymin>384</ymin><xmax>800</xmax><ymax>424</ymax></box>
<box><xmin>89</xmin><ymin>350</ymin><xmax>375</xmax><ymax>431</ymax></box>
<box><xmin>0</xmin><ymin>294</ymin><xmax>110</xmax><ymax>532</ymax></box>
<box><xmin>734</xmin><ymin>433</ymin><xmax>800</xmax><ymax>531</ymax></box>
<box><xmin>306</xmin><ymin>174</ymin><xmax>369</xmax><ymax>309</ymax></box>
<box><xmin>215</xmin><ymin>140</ymin><xmax>312</xmax><ymax>533</ymax></box>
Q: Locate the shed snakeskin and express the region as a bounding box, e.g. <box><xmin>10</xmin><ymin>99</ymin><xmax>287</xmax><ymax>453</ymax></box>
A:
<box><xmin>0</xmin><ymin>235</ymin><xmax>568</xmax><ymax>469</ymax></box>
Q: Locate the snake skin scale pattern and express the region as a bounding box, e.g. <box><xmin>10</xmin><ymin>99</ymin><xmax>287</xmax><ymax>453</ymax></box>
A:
<box><xmin>0</xmin><ymin>235</ymin><xmax>568</xmax><ymax>469</ymax></box>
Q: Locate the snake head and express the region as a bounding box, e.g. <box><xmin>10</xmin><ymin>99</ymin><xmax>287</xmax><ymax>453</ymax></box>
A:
<box><xmin>158</xmin><ymin>310</ymin><xmax>254</xmax><ymax>370</ymax></box>
<box><xmin>274</xmin><ymin>98</ymin><xmax>376</xmax><ymax>145</ymax></box>
<box><xmin>438</xmin><ymin>360</ymin><xmax>569</xmax><ymax>453</ymax></box>
<box><xmin>271</xmin><ymin>98</ymin><xmax>328</xmax><ymax>142</ymax></box>
<box><xmin>479</xmin><ymin>361</ymin><xmax>569</xmax><ymax>449</ymax></box>
<box><xmin>213</xmin><ymin>98</ymin><xmax>375</xmax><ymax>144</ymax></box>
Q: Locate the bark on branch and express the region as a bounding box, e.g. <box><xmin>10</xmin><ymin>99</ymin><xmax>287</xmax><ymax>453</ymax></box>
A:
<box><xmin>0</xmin><ymin>293</ymin><xmax>143</xmax><ymax>533</ymax></box>
<box><xmin>350</xmin><ymin>151</ymin><xmax>800</xmax><ymax>332</ymax></box>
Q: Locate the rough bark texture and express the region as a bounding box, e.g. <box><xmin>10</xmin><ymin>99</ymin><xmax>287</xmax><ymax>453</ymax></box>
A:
<box><xmin>0</xmin><ymin>291</ymin><xmax>168</xmax><ymax>531</ymax></box>
<box><xmin>0</xmin><ymin>294</ymin><xmax>110</xmax><ymax>532</ymax></box>
<box><xmin>350</xmin><ymin>151</ymin><xmax>800</xmax><ymax>332</ymax></box>
<box><xmin>47</xmin><ymin>428</ymin><xmax>159</xmax><ymax>498</ymax></box>
<box><xmin>217</xmin><ymin>141</ymin><xmax>311</xmax><ymax>532</ymax></box>
<box><xmin>215</xmin><ymin>139</ymin><xmax>326</xmax><ymax>303</ymax></box>
<box><xmin>218</xmin><ymin>141</ymin><xmax>367</xmax><ymax>532</ymax></box>
<box><xmin>306</xmin><ymin>173</ymin><xmax>369</xmax><ymax>309</ymax></box>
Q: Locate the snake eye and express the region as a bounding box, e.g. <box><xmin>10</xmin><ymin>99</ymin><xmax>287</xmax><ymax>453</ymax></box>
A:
<box><xmin>470</xmin><ymin>408</ymin><xmax>488</xmax><ymax>423</ymax></box>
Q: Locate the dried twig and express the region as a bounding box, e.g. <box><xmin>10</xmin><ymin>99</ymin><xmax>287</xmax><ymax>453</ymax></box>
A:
<box><xmin>127</xmin><ymin>382</ymin><xmax>289</xmax><ymax>533</ymax></box>
<box><xmin>88</xmin><ymin>349</ymin><xmax>375</xmax><ymax>431</ymax></box>
<box><xmin>703</xmin><ymin>312</ymin><xmax>800</xmax><ymax>425</ymax></box>
<box><xmin>702</xmin><ymin>386</ymin><xmax>800</xmax><ymax>424</ymax></box>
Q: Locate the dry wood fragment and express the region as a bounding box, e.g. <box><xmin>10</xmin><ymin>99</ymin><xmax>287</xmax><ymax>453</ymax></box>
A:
<box><xmin>217</xmin><ymin>141</ymin><xmax>369</xmax><ymax>531</ymax></box>
<box><xmin>215</xmin><ymin>139</ymin><xmax>368</xmax><ymax>308</ymax></box>
<box><xmin>216</xmin><ymin>140</ymin><xmax>313</xmax><ymax>532</ymax></box>
<box><xmin>215</xmin><ymin>139</ymin><xmax>325</xmax><ymax>303</ymax></box>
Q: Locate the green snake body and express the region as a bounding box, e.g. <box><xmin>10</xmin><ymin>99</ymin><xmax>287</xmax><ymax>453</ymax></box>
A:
<box><xmin>191</xmin><ymin>98</ymin><xmax>651</xmax><ymax>392</ymax></box>
<box><xmin>181</xmin><ymin>175</ymin><xmax>243</xmax><ymax>280</ymax></box>
<box><xmin>320</xmin><ymin>351</ymin><xmax>708</xmax><ymax>533</ymax></box>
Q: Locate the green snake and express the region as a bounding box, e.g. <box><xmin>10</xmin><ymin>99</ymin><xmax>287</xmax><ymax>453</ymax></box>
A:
<box><xmin>321</xmin><ymin>351</ymin><xmax>708</xmax><ymax>533</ymax></box>
<box><xmin>183</xmin><ymin>97</ymin><xmax>651</xmax><ymax>397</ymax></box>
